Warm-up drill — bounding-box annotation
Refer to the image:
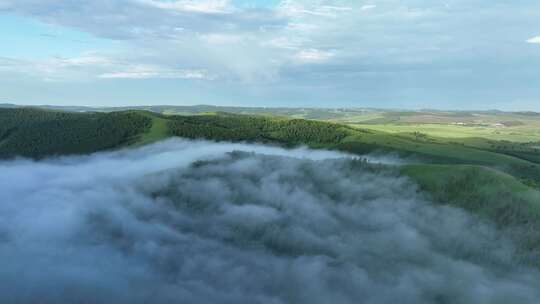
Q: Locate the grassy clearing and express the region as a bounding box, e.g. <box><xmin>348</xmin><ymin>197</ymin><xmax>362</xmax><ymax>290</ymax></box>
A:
<box><xmin>135</xmin><ymin>114</ymin><xmax>170</xmax><ymax>146</ymax></box>
<box><xmin>339</xmin><ymin>129</ymin><xmax>533</xmax><ymax>166</ymax></box>
<box><xmin>348</xmin><ymin>123</ymin><xmax>540</xmax><ymax>143</ymax></box>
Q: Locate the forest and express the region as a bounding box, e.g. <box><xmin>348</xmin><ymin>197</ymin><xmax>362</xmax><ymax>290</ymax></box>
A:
<box><xmin>0</xmin><ymin>108</ymin><xmax>151</xmax><ymax>158</ymax></box>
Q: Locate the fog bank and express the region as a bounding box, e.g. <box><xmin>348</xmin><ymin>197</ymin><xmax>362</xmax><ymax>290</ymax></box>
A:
<box><xmin>0</xmin><ymin>139</ymin><xmax>538</xmax><ymax>304</ymax></box>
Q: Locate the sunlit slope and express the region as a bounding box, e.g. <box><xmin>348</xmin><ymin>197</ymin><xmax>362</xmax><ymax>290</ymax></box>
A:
<box><xmin>149</xmin><ymin>112</ymin><xmax>535</xmax><ymax>165</ymax></box>
<box><xmin>162</xmin><ymin>113</ymin><xmax>540</xmax><ymax>178</ymax></box>
<box><xmin>403</xmin><ymin>165</ymin><xmax>540</xmax><ymax>224</ymax></box>
<box><xmin>1</xmin><ymin>108</ymin><xmax>538</xmax><ymax>170</ymax></box>
<box><xmin>351</xmin><ymin>122</ymin><xmax>540</xmax><ymax>142</ymax></box>
<box><xmin>1</xmin><ymin>108</ymin><xmax>539</xmax><ymax>181</ymax></box>
<box><xmin>337</xmin><ymin>130</ymin><xmax>530</xmax><ymax>165</ymax></box>
<box><xmin>133</xmin><ymin>112</ymin><xmax>170</xmax><ymax>146</ymax></box>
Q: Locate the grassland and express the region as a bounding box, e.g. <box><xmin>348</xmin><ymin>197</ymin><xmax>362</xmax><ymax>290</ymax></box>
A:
<box><xmin>349</xmin><ymin>122</ymin><xmax>540</xmax><ymax>142</ymax></box>
<box><xmin>134</xmin><ymin>112</ymin><xmax>170</xmax><ymax>146</ymax></box>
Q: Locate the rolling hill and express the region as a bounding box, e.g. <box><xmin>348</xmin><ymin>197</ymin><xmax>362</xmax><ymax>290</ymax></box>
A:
<box><xmin>1</xmin><ymin>106</ymin><xmax>540</xmax><ymax>238</ymax></box>
<box><xmin>162</xmin><ymin>112</ymin><xmax>540</xmax><ymax>252</ymax></box>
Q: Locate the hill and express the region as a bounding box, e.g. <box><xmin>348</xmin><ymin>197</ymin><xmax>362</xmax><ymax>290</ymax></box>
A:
<box><xmin>0</xmin><ymin>108</ymin><xmax>152</xmax><ymax>158</ymax></box>
<box><xmin>1</xmin><ymin>106</ymin><xmax>540</xmax><ymax>257</ymax></box>
<box><xmin>1</xmin><ymin>107</ymin><xmax>538</xmax><ymax>178</ymax></box>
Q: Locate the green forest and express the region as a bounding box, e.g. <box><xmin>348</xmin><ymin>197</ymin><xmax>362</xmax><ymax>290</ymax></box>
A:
<box><xmin>0</xmin><ymin>108</ymin><xmax>151</xmax><ymax>158</ymax></box>
<box><xmin>168</xmin><ymin>113</ymin><xmax>349</xmax><ymax>145</ymax></box>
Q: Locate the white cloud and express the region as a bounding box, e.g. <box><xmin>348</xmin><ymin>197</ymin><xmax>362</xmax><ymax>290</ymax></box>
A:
<box><xmin>0</xmin><ymin>54</ymin><xmax>215</xmax><ymax>81</ymax></box>
<box><xmin>526</xmin><ymin>36</ymin><xmax>540</xmax><ymax>44</ymax></box>
<box><xmin>360</xmin><ymin>4</ymin><xmax>376</xmax><ymax>11</ymax></box>
<box><xmin>263</xmin><ymin>37</ymin><xmax>301</xmax><ymax>50</ymax></box>
<box><xmin>137</xmin><ymin>0</ymin><xmax>232</xmax><ymax>14</ymax></box>
<box><xmin>199</xmin><ymin>33</ymin><xmax>243</xmax><ymax>45</ymax></box>
<box><xmin>286</xmin><ymin>22</ymin><xmax>319</xmax><ymax>33</ymax></box>
<box><xmin>100</xmin><ymin>67</ymin><xmax>214</xmax><ymax>80</ymax></box>
<box><xmin>320</xmin><ymin>5</ymin><xmax>353</xmax><ymax>12</ymax></box>
<box><xmin>52</xmin><ymin>56</ymin><xmax>114</xmax><ymax>67</ymax></box>
<box><xmin>29</xmin><ymin>55</ymin><xmax>115</xmax><ymax>81</ymax></box>
<box><xmin>278</xmin><ymin>2</ymin><xmax>351</xmax><ymax>18</ymax></box>
<box><xmin>0</xmin><ymin>57</ymin><xmax>21</xmax><ymax>69</ymax></box>
<box><xmin>296</xmin><ymin>49</ymin><xmax>334</xmax><ymax>62</ymax></box>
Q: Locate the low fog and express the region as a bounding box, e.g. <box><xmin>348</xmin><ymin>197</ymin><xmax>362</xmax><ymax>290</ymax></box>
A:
<box><xmin>0</xmin><ymin>139</ymin><xmax>538</xmax><ymax>304</ymax></box>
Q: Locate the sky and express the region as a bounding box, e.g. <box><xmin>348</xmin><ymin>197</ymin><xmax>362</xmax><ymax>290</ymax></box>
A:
<box><xmin>1</xmin><ymin>0</ymin><xmax>540</xmax><ymax>110</ymax></box>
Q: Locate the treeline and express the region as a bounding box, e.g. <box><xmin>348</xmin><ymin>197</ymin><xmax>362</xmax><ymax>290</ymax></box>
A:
<box><xmin>167</xmin><ymin>113</ymin><xmax>350</xmax><ymax>146</ymax></box>
<box><xmin>488</xmin><ymin>141</ymin><xmax>540</xmax><ymax>164</ymax></box>
<box><xmin>0</xmin><ymin>108</ymin><xmax>151</xmax><ymax>159</ymax></box>
<box><xmin>0</xmin><ymin>109</ymin><xmax>351</xmax><ymax>159</ymax></box>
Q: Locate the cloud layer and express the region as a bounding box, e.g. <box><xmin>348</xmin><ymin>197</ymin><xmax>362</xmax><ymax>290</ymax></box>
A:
<box><xmin>0</xmin><ymin>139</ymin><xmax>539</xmax><ymax>303</ymax></box>
<box><xmin>1</xmin><ymin>1</ymin><xmax>540</xmax><ymax>108</ymax></box>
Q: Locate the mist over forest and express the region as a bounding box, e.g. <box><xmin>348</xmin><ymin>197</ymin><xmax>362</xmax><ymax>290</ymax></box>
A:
<box><xmin>1</xmin><ymin>139</ymin><xmax>539</xmax><ymax>304</ymax></box>
<box><xmin>3</xmin><ymin>0</ymin><xmax>540</xmax><ymax>302</ymax></box>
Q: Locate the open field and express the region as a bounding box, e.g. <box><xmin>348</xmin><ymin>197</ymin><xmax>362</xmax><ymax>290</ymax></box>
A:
<box><xmin>348</xmin><ymin>122</ymin><xmax>540</xmax><ymax>142</ymax></box>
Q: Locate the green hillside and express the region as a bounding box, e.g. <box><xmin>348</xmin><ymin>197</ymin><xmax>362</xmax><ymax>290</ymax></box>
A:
<box><xmin>403</xmin><ymin>164</ymin><xmax>540</xmax><ymax>264</ymax></box>
<box><xmin>0</xmin><ymin>108</ymin><xmax>152</xmax><ymax>158</ymax></box>
<box><xmin>0</xmin><ymin>107</ymin><xmax>538</xmax><ymax>200</ymax></box>
<box><xmin>167</xmin><ymin>113</ymin><xmax>349</xmax><ymax>146</ymax></box>
<box><xmin>2</xmin><ymin>108</ymin><xmax>538</xmax><ymax>181</ymax></box>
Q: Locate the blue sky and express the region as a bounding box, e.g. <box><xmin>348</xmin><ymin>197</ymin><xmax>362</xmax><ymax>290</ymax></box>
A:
<box><xmin>1</xmin><ymin>0</ymin><xmax>540</xmax><ymax>110</ymax></box>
